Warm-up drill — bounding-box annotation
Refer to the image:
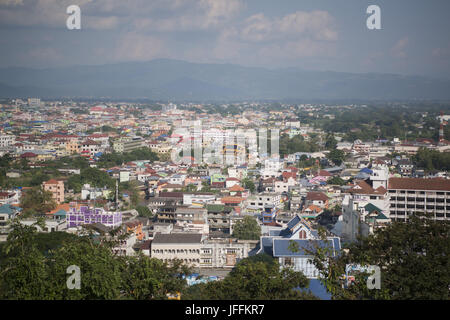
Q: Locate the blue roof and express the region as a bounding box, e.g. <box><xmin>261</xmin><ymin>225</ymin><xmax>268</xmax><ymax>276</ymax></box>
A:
<box><xmin>0</xmin><ymin>204</ymin><xmax>21</xmax><ymax>216</ymax></box>
<box><xmin>269</xmin><ymin>229</ymin><xmax>282</xmax><ymax>237</ymax></box>
<box><xmin>360</xmin><ymin>168</ymin><xmax>373</xmax><ymax>174</ymax></box>
<box><xmin>259</xmin><ymin>237</ymin><xmax>274</xmax><ymax>255</ymax></box>
<box><xmin>287</xmin><ymin>215</ymin><xmax>301</xmax><ymax>230</ymax></box>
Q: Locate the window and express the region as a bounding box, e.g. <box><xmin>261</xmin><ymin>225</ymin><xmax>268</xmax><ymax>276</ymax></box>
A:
<box><xmin>284</xmin><ymin>257</ymin><xmax>293</xmax><ymax>266</ymax></box>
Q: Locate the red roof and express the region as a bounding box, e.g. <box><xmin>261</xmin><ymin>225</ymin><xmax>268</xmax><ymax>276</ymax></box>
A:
<box><xmin>306</xmin><ymin>192</ymin><xmax>328</xmax><ymax>202</ymax></box>
<box><xmin>348</xmin><ymin>180</ymin><xmax>387</xmax><ymax>195</ymax></box>
<box><xmin>388</xmin><ymin>178</ymin><xmax>450</xmax><ymax>191</ymax></box>
<box><xmin>20</xmin><ymin>152</ymin><xmax>37</xmax><ymax>158</ymax></box>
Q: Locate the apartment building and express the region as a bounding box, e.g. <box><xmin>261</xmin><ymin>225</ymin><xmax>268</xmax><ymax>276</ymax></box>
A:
<box><xmin>246</xmin><ymin>193</ymin><xmax>282</xmax><ymax>211</ymax></box>
<box><xmin>151</xmin><ymin>233</ymin><xmax>203</xmax><ymax>267</ymax></box>
<box><xmin>0</xmin><ymin>134</ymin><xmax>15</xmax><ymax>148</ymax></box>
<box><xmin>113</xmin><ymin>136</ymin><xmax>144</xmax><ymax>153</ymax></box>
<box><xmin>42</xmin><ymin>179</ymin><xmax>65</xmax><ymax>204</ymax></box>
<box><xmin>388</xmin><ymin>178</ymin><xmax>450</xmax><ymax>221</ymax></box>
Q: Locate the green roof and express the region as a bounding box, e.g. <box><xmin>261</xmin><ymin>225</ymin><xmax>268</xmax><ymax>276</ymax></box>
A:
<box><xmin>0</xmin><ymin>204</ymin><xmax>21</xmax><ymax>216</ymax></box>
<box><xmin>206</xmin><ymin>204</ymin><xmax>233</xmax><ymax>213</ymax></box>
<box><xmin>364</xmin><ymin>203</ymin><xmax>382</xmax><ymax>214</ymax></box>
<box><xmin>375</xmin><ymin>212</ymin><xmax>389</xmax><ymax>220</ymax></box>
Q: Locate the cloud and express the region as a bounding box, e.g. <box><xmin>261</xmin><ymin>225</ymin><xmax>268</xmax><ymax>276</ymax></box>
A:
<box><xmin>212</xmin><ymin>10</ymin><xmax>338</xmax><ymax>64</ymax></box>
<box><xmin>113</xmin><ymin>32</ymin><xmax>167</xmax><ymax>62</ymax></box>
<box><xmin>432</xmin><ymin>45</ymin><xmax>450</xmax><ymax>59</ymax></box>
<box><xmin>392</xmin><ymin>37</ymin><xmax>409</xmax><ymax>58</ymax></box>
<box><xmin>0</xmin><ymin>0</ymin><xmax>24</xmax><ymax>6</ymax></box>
<box><xmin>239</xmin><ymin>11</ymin><xmax>337</xmax><ymax>43</ymax></box>
<box><xmin>0</xmin><ymin>0</ymin><xmax>244</xmax><ymax>31</ymax></box>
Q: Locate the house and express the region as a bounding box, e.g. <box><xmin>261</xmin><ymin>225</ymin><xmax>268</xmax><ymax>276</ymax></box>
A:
<box><xmin>0</xmin><ymin>204</ymin><xmax>21</xmax><ymax>226</ymax></box>
<box><xmin>305</xmin><ymin>192</ymin><xmax>329</xmax><ymax>209</ymax></box>
<box><xmin>257</xmin><ymin>215</ymin><xmax>341</xmax><ymax>279</ymax></box>
<box><xmin>151</xmin><ymin>233</ymin><xmax>203</xmax><ymax>267</ymax></box>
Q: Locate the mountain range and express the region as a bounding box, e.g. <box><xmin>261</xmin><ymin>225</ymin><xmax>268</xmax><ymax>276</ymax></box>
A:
<box><xmin>1</xmin><ymin>59</ymin><xmax>449</xmax><ymax>101</ymax></box>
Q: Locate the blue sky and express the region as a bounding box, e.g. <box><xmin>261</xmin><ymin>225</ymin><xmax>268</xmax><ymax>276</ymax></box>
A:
<box><xmin>1</xmin><ymin>0</ymin><xmax>450</xmax><ymax>78</ymax></box>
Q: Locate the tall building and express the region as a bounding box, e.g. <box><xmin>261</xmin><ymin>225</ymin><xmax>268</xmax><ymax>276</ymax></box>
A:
<box><xmin>113</xmin><ymin>136</ymin><xmax>144</xmax><ymax>153</ymax></box>
<box><xmin>388</xmin><ymin>178</ymin><xmax>450</xmax><ymax>221</ymax></box>
<box><xmin>42</xmin><ymin>179</ymin><xmax>65</xmax><ymax>204</ymax></box>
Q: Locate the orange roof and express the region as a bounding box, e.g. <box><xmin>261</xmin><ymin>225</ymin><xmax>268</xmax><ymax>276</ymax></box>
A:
<box><xmin>43</xmin><ymin>179</ymin><xmax>60</xmax><ymax>185</ymax></box>
<box><xmin>48</xmin><ymin>203</ymin><xmax>70</xmax><ymax>214</ymax></box>
<box><xmin>229</xmin><ymin>185</ymin><xmax>244</xmax><ymax>192</ymax></box>
<box><xmin>220</xmin><ymin>196</ymin><xmax>244</xmax><ymax>204</ymax></box>
<box><xmin>304</xmin><ymin>204</ymin><xmax>323</xmax><ymax>214</ymax></box>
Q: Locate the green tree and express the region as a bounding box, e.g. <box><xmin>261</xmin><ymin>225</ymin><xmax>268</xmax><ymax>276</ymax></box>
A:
<box><xmin>120</xmin><ymin>256</ymin><xmax>190</xmax><ymax>300</ymax></box>
<box><xmin>183</xmin><ymin>254</ymin><xmax>316</xmax><ymax>300</ymax></box>
<box><xmin>328</xmin><ymin>149</ymin><xmax>345</xmax><ymax>166</ymax></box>
<box><xmin>136</xmin><ymin>205</ymin><xmax>152</xmax><ymax>218</ymax></box>
<box><xmin>20</xmin><ymin>187</ymin><xmax>57</xmax><ymax>216</ymax></box>
<box><xmin>328</xmin><ymin>176</ymin><xmax>346</xmax><ymax>186</ymax></box>
<box><xmin>232</xmin><ymin>216</ymin><xmax>261</xmax><ymax>240</ymax></box>
<box><xmin>241</xmin><ymin>178</ymin><xmax>255</xmax><ymax>193</ymax></box>
<box><xmin>309</xmin><ymin>213</ymin><xmax>450</xmax><ymax>300</ymax></box>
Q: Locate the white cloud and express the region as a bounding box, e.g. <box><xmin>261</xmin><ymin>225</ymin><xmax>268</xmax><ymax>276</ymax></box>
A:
<box><xmin>113</xmin><ymin>32</ymin><xmax>167</xmax><ymax>62</ymax></box>
<box><xmin>392</xmin><ymin>37</ymin><xmax>409</xmax><ymax>58</ymax></box>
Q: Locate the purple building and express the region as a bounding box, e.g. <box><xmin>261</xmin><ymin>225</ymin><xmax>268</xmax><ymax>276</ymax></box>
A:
<box><xmin>67</xmin><ymin>206</ymin><xmax>122</xmax><ymax>228</ymax></box>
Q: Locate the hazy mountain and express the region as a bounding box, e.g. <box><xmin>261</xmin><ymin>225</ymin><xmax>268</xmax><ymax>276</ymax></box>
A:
<box><xmin>1</xmin><ymin>59</ymin><xmax>449</xmax><ymax>101</ymax></box>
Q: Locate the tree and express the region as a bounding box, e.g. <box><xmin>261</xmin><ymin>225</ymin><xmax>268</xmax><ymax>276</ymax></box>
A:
<box><xmin>120</xmin><ymin>256</ymin><xmax>190</xmax><ymax>300</ymax></box>
<box><xmin>325</xmin><ymin>133</ymin><xmax>338</xmax><ymax>150</ymax></box>
<box><xmin>309</xmin><ymin>213</ymin><xmax>450</xmax><ymax>300</ymax></box>
<box><xmin>232</xmin><ymin>216</ymin><xmax>261</xmax><ymax>240</ymax></box>
<box><xmin>0</xmin><ymin>221</ymin><xmax>191</xmax><ymax>300</ymax></box>
<box><xmin>20</xmin><ymin>187</ymin><xmax>56</xmax><ymax>216</ymax></box>
<box><xmin>241</xmin><ymin>178</ymin><xmax>255</xmax><ymax>193</ymax></box>
<box><xmin>328</xmin><ymin>149</ymin><xmax>345</xmax><ymax>166</ymax></box>
<box><xmin>182</xmin><ymin>254</ymin><xmax>316</xmax><ymax>300</ymax></box>
<box><xmin>136</xmin><ymin>205</ymin><xmax>152</xmax><ymax>218</ymax></box>
<box><xmin>328</xmin><ymin>176</ymin><xmax>346</xmax><ymax>186</ymax></box>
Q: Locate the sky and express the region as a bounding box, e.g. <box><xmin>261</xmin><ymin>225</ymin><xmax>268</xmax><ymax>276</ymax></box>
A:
<box><xmin>1</xmin><ymin>0</ymin><xmax>450</xmax><ymax>78</ymax></box>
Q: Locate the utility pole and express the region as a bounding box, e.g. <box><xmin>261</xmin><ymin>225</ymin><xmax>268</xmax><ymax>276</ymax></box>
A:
<box><xmin>115</xmin><ymin>178</ymin><xmax>119</xmax><ymax>211</ymax></box>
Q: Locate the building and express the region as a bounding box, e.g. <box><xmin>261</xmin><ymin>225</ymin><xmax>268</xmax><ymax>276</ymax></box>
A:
<box><xmin>80</xmin><ymin>140</ymin><xmax>100</xmax><ymax>158</ymax></box>
<box><xmin>388</xmin><ymin>178</ymin><xmax>450</xmax><ymax>221</ymax></box>
<box><xmin>257</xmin><ymin>215</ymin><xmax>341</xmax><ymax>279</ymax></box>
<box><xmin>0</xmin><ymin>134</ymin><xmax>15</xmax><ymax>148</ymax></box>
<box><xmin>67</xmin><ymin>205</ymin><xmax>122</xmax><ymax>228</ymax></box>
<box><xmin>42</xmin><ymin>179</ymin><xmax>65</xmax><ymax>204</ymax></box>
<box><xmin>151</xmin><ymin>233</ymin><xmax>203</xmax><ymax>267</ymax></box>
<box><xmin>113</xmin><ymin>136</ymin><xmax>144</xmax><ymax>153</ymax></box>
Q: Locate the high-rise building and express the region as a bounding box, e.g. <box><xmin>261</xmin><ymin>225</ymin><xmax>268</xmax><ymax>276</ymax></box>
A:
<box><xmin>388</xmin><ymin>178</ymin><xmax>450</xmax><ymax>221</ymax></box>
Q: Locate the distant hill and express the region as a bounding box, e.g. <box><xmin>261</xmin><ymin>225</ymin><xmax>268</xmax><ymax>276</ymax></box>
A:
<box><xmin>1</xmin><ymin>59</ymin><xmax>449</xmax><ymax>101</ymax></box>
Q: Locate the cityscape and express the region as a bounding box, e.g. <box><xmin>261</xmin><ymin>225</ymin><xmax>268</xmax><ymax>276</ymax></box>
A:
<box><xmin>0</xmin><ymin>0</ymin><xmax>449</xmax><ymax>305</ymax></box>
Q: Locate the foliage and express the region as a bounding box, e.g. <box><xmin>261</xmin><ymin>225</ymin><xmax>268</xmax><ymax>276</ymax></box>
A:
<box><xmin>135</xmin><ymin>205</ymin><xmax>152</xmax><ymax>218</ymax></box>
<box><xmin>241</xmin><ymin>178</ymin><xmax>255</xmax><ymax>193</ymax></box>
<box><xmin>279</xmin><ymin>134</ymin><xmax>319</xmax><ymax>158</ymax></box>
<box><xmin>19</xmin><ymin>187</ymin><xmax>57</xmax><ymax>216</ymax></box>
<box><xmin>97</xmin><ymin>148</ymin><xmax>158</xmax><ymax>168</ymax></box>
<box><xmin>232</xmin><ymin>216</ymin><xmax>261</xmax><ymax>240</ymax></box>
<box><xmin>182</xmin><ymin>254</ymin><xmax>316</xmax><ymax>300</ymax></box>
<box><xmin>0</xmin><ymin>221</ymin><xmax>191</xmax><ymax>300</ymax></box>
<box><xmin>67</xmin><ymin>167</ymin><xmax>115</xmax><ymax>193</ymax></box>
<box><xmin>308</xmin><ymin>213</ymin><xmax>450</xmax><ymax>300</ymax></box>
<box><xmin>412</xmin><ymin>147</ymin><xmax>450</xmax><ymax>171</ymax></box>
<box><xmin>328</xmin><ymin>176</ymin><xmax>346</xmax><ymax>186</ymax></box>
<box><xmin>327</xmin><ymin>149</ymin><xmax>345</xmax><ymax>166</ymax></box>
